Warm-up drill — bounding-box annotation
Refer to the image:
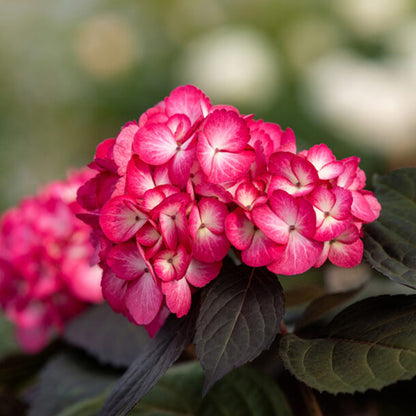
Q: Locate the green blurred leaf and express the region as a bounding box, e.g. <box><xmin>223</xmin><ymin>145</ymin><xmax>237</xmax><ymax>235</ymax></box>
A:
<box><xmin>295</xmin><ymin>286</ymin><xmax>362</xmax><ymax>332</ymax></box>
<box><xmin>131</xmin><ymin>362</ymin><xmax>293</xmax><ymax>416</ymax></box>
<box><xmin>65</xmin><ymin>303</ymin><xmax>150</xmax><ymax>368</ymax></box>
<box><xmin>29</xmin><ymin>351</ymin><xmax>121</xmax><ymax>416</ymax></box>
<box><xmin>199</xmin><ymin>364</ymin><xmax>293</xmax><ymax>416</ymax></box>
<box><xmin>195</xmin><ymin>265</ymin><xmax>284</xmax><ymax>395</ymax></box>
<box><xmin>280</xmin><ymin>295</ymin><xmax>416</xmax><ymax>394</ymax></box>
<box><xmin>0</xmin><ymin>313</ymin><xmax>19</xmax><ymax>360</ymax></box>
<box><xmin>130</xmin><ymin>362</ymin><xmax>204</xmax><ymax>416</ymax></box>
<box><xmin>55</xmin><ymin>395</ymin><xmax>107</xmax><ymax>416</ymax></box>
<box><xmin>99</xmin><ymin>303</ymin><xmax>199</xmax><ymax>416</ymax></box>
<box><xmin>364</xmin><ymin>168</ymin><xmax>416</xmax><ymax>289</ymax></box>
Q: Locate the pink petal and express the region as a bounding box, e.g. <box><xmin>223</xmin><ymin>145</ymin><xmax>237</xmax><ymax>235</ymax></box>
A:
<box><xmin>269</xmin><ymin>152</ymin><xmax>317</xmax><ymax>196</ymax></box>
<box><xmin>136</xmin><ymin>223</ymin><xmax>164</xmax><ymax>259</ymax></box>
<box><xmin>166</xmin><ymin>114</ymin><xmax>192</xmax><ymax>142</ymax></box>
<box><xmin>192</xmin><ymin>227</ymin><xmax>230</xmax><ymax>263</ymax></box>
<box><xmin>268</xmin><ymin>175</ymin><xmax>304</xmax><ymax>197</ymax></box>
<box><xmin>143</xmin><ymin>188</ymin><xmax>165</xmax><ymax>212</ymax></box>
<box><xmin>162</xmin><ymin>277</ymin><xmax>192</xmax><ymax>318</ymax></box>
<box><xmin>269</xmin><ymin>190</ymin><xmax>298</xmax><ymax>227</ymax></box>
<box><xmin>152</xmin><ymin>193</ymin><xmax>191</xmax><ymax>250</ymax></box>
<box><xmin>207</xmin><ymin>149</ymin><xmax>255</xmax><ymax>184</ymax></box>
<box><xmin>113</xmin><ymin>122</ymin><xmax>139</xmax><ymax>175</ymax></box>
<box><xmin>242</xmin><ymin>229</ymin><xmax>285</xmax><ymax>267</ymax></box>
<box><xmin>319</xmin><ymin>162</ymin><xmax>345</xmax><ymax>180</ymax></box>
<box><xmin>136</xmin><ymin>223</ymin><xmax>161</xmax><ymax>246</ymax></box>
<box><xmin>195</xmin><ymin>183</ymin><xmax>233</xmax><ymax>203</ymax></box>
<box><xmin>184</xmin><ymin>258</ymin><xmax>221</xmax><ymax>288</ymax></box>
<box><xmin>125</xmin><ymin>272</ymin><xmax>163</xmax><ymax>325</ymax></box>
<box><xmin>314</xmin><ymin>214</ymin><xmax>348</xmax><ymax>241</ymax></box>
<box><xmin>249</xmin><ymin>126</ymin><xmax>274</xmax><ymax>159</ymax></box>
<box><xmin>133</xmin><ymin>123</ymin><xmax>177</xmax><ymax>165</ymax></box>
<box><xmin>138</xmin><ymin>101</ymin><xmax>167</xmax><ymax>128</ymax></box>
<box><xmin>169</xmin><ymin>139</ymin><xmax>196</xmax><ymax>188</ymax></box>
<box><xmin>295</xmin><ymin>198</ymin><xmax>317</xmax><ymax>238</ymax></box>
<box><xmin>314</xmin><ymin>241</ymin><xmax>330</xmax><ymax>267</ymax></box>
<box><xmin>337</xmin><ymin>157</ymin><xmax>360</xmax><ymax>189</ymax></box>
<box><xmin>306</xmin><ymin>143</ymin><xmax>334</xmax><ymax>169</ymax></box>
<box><xmin>331</xmin><ymin>187</ymin><xmax>353</xmax><ymax>220</ymax></box>
<box><xmin>92</xmin><ymin>138</ymin><xmax>117</xmax><ymax>173</ymax></box>
<box><xmin>251</xmin><ymin>203</ymin><xmax>289</xmax><ymax>245</ymax></box>
<box><xmin>351</xmin><ymin>190</ymin><xmax>380</xmax><ymax>223</ymax></box>
<box><xmin>279</xmin><ymin>128</ymin><xmax>297</xmax><ymax>153</ymax></box>
<box><xmin>107</xmin><ymin>241</ymin><xmax>147</xmax><ymax>280</ymax></box>
<box><xmin>153</xmin><ymin>250</ymin><xmax>177</xmax><ymax>282</ymax></box>
<box><xmin>99</xmin><ymin>196</ymin><xmax>148</xmax><ymax>242</ymax></box>
<box><xmin>126</xmin><ymin>156</ymin><xmax>156</xmax><ymax>199</ymax></box>
<box><xmin>197</xmin><ymin>109</ymin><xmax>250</xmax><ymax>154</ymax></box>
<box><xmin>165</xmin><ymin>85</ymin><xmax>211</xmax><ymax>124</ymax></box>
<box><xmin>336</xmin><ymin>224</ymin><xmax>360</xmax><ymax>244</ymax></box>
<box><xmin>328</xmin><ymin>239</ymin><xmax>363</xmax><ymax>268</ymax></box>
<box><xmin>267</xmin><ymin>232</ymin><xmax>323</xmax><ymax>275</ymax></box>
<box><xmin>153</xmin><ymin>246</ymin><xmax>190</xmax><ymax>282</ymax></box>
<box><xmin>310</xmin><ymin>187</ymin><xmax>336</xmax><ymax>214</ymax></box>
<box><xmin>225</xmin><ymin>208</ymin><xmax>255</xmax><ymax>250</ymax></box>
<box><xmin>235</xmin><ymin>182</ymin><xmax>260</xmax><ymax>210</ymax></box>
<box><xmin>198</xmin><ymin>197</ymin><xmax>229</xmax><ymax>234</ymax></box>
<box><xmin>101</xmin><ymin>267</ymin><xmax>128</xmax><ymax>314</ymax></box>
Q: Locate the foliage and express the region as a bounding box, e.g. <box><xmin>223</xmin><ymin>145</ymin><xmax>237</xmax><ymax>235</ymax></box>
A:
<box><xmin>0</xmin><ymin>129</ymin><xmax>415</xmax><ymax>416</ymax></box>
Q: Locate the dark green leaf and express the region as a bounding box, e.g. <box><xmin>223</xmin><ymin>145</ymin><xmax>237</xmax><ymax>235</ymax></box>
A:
<box><xmin>280</xmin><ymin>295</ymin><xmax>416</xmax><ymax>394</ymax></box>
<box><xmin>99</xmin><ymin>303</ymin><xmax>198</xmax><ymax>416</ymax></box>
<box><xmin>130</xmin><ymin>361</ymin><xmax>204</xmax><ymax>415</ymax></box>
<box><xmin>195</xmin><ymin>265</ymin><xmax>284</xmax><ymax>394</ymax></box>
<box><xmin>200</xmin><ymin>364</ymin><xmax>293</xmax><ymax>416</ymax></box>
<box><xmin>295</xmin><ymin>286</ymin><xmax>362</xmax><ymax>332</ymax></box>
<box><xmin>29</xmin><ymin>351</ymin><xmax>120</xmax><ymax>416</ymax></box>
<box><xmin>364</xmin><ymin>168</ymin><xmax>416</xmax><ymax>288</ymax></box>
<box><xmin>131</xmin><ymin>361</ymin><xmax>293</xmax><ymax>416</ymax></box>
<box><xmin>65</xmin><ymin>303</ymin><xmax>150</xmax><ymax>368</ymax></box>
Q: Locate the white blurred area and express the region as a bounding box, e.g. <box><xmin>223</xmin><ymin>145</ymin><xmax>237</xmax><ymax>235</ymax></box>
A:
<box><xmin>333</xmin><ymin>0</ymin><xmax>413</xmax><ymax>38</ymax></box>
<box><xmin>174</xmin><ymin>27</ymin><xmax>280</xmax><ymax>108</ymax></box>
<box><xmin>74</xmin><ymin>13</ymin><xmax>138</xmax><ymax>79</ymax></box>
<box><xmin>280</xmin><ymin>16</ymin><xmax>344</xmax><ymax>73</ymax></box>
<box><xmin>303</xmin><ymin>50</ymin><xmax>416</xmax><ymax>159</ymax></box>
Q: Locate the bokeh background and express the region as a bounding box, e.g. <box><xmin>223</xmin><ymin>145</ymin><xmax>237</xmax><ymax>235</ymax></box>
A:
<box><xmin>1</xmin><ymin>0</ymin><xmax>416</xmax><ymax>211</ymax></box>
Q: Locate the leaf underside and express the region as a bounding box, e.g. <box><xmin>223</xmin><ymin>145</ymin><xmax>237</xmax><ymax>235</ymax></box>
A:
<box><xmin>364</xmin><ymin>168</ymin><xmax>416</xmax><ymax>288</ymax></box>
<box><xmin>99</xmin><ymin>303</ymin><xmax>198</xmax><ymax>416</ymax></box>
<box><xmin>280</xmin><ymin>294</ymin><xmax>416</xmax><ymax>394</ymax></box>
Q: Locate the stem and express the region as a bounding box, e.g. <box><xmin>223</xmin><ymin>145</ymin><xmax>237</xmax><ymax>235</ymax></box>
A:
<box><xmin>299</xmin><ymin>382</ymin><xmax>323</xmax><ymax>416</ymax></box>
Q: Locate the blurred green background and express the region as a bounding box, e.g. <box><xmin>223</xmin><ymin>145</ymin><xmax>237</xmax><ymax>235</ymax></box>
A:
<box><xmin>1</xmin><ymin>0</ymin><xmax>416</xmax><ymax>211</ymax></box>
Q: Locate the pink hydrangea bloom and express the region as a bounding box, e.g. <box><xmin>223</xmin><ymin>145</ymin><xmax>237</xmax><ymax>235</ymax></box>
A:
<box><xmin>78</xmin><ymin>85</ymin><xmax>381</xmax><ymax>336</ymax></box>
<box><xmin>0</xmin><ymin>170</ymin><xmax>103</xmax><ymax>353</ymax></box>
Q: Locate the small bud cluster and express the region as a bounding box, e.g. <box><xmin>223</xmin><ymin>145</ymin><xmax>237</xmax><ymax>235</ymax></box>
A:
<box><xmin>0</xmin><ymin>170</ymin><xmax>103</xmax><ymax>353</ymax></box>
<box><xmin>78</xmin><ymin>85</ymin><xmax>381</xmax><ymax>335</ymax></box>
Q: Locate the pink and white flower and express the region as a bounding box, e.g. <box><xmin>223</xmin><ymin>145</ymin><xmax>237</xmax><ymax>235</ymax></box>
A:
<box><xmin>0</xmin><ymin>169</ymin><xmax>103</xmax><ymax>353</ymax></box>
<box><xmin>77</xmin><ymin>84</ymin><xmax>381</xmax><ymax>336</ymax></box>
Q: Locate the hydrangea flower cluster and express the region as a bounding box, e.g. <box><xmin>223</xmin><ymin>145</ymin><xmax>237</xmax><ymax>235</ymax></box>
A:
<box><xmin>78</xmin><ymin>85</ymin><xmax>381</xmax><ymax>334</ymax></box>
<box><xmin>0</xmin><ymin>170</ymin><xmax>103</xmax><ymax>353</ymax></box>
